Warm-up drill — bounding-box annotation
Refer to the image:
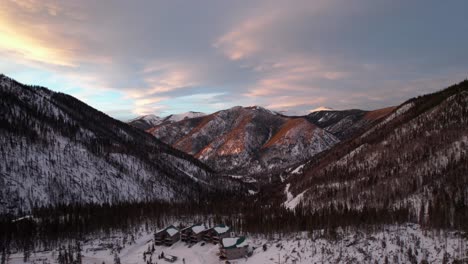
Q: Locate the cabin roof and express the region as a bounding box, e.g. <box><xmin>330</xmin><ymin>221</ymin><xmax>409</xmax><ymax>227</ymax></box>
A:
<box><xmin>213</xmin><ymin>224</ymin><xmax>230</xmax><ymax>234</ymax></box>
<box><xmin>192</xmin><ymin>223</ymin><xmax>207</xmax><ymax>234</ymax></box>
<box><xmin>221</xmin><ymin>236</ymin><xmax>247</xmax><ymax>249</ymax></box>
<box><xmin>156</xmin><ymin>225</ymin><xmax>179</xmax><ymax>237</ymax></box>
<box><xmin>181</xmin><ymin>223</ymin><xmax>207</xmax><ymax>234</ymax></box>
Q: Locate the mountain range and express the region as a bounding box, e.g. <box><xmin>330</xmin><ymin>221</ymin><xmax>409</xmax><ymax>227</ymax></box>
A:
<box><xmin>137</xmin><ymin>106</ymin><xmax>339</xmax><ymax>179</ymax></box>
<box><xmin>130</xmin><ymin>106</ymin><xmax>396</xmax><ymax>179</ymax></box>
<box><xmin>1</xmin><ymin>72</ymin><xmax>467</xmax><ymax>231</ymax></box>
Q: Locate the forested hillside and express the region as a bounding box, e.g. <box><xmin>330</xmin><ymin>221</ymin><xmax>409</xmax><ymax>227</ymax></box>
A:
<box><xmin>0</xmin><ymin>74</ymin><xmax>242</xmax><ymax>214</ymax></box>
<box><xmin>282</xmin><ymin>80</ymin><xmax>468</xmax><ymax>231</ymax></box>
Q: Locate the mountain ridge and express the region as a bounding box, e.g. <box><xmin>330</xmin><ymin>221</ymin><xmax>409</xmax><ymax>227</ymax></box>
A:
<box><xmin>129</xmin><ymin>111</ymin><xmax>206</xmax><ymax>130</ymax></box>
<box><xmin>132</xmin><ymin>104</ymin><xmax>396</xmax><ymax>178</ymax></box>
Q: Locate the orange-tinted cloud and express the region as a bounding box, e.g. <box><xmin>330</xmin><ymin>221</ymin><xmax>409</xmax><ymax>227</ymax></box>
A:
<box><xmin>0</xmin><ymin>1</ymin><xmax>83</xmax><ymax>66</ymax></box>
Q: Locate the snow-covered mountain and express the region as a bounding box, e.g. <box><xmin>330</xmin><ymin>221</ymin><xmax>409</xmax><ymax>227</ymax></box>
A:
<box><xmin>146</xmin><ymin>106</ymin><xmax>339</xmax><ymax>178</ymax></box>
<box><xmin>0</xmin><ymin>74</ymin><xmax>236</xmax><ymax>214</ymax></box>
<box><xmin>165</xmin><ymin>111</ymin><xmax>206</xmax><ymax>122</ymax></box>
<box><xmin>281</xmin><ymin>80</ymin><xmax>468</xmax><ymax>228</ymax></box>
<box><xmin>129</xmin><ymin>111</ymin><xmax>205</xmax><ymax>130</ymax></box>
<box><xmin>128</xmin><ymin>114</ymin><xmax>164</xmax><ymax>130</ymax></box>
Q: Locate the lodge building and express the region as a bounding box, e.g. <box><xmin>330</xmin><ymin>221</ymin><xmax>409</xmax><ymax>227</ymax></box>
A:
<box><xmin>154</xmin><ymin>225</ymin><xmax>180</xmax><ymax>246</ymax></box>
<box><xmin>219</xmin><ymin>236</ymin><xmax>249</xmax><ymax>260</ymax></box>
<box><xmin>180</xmin><ymin>223</ymin><xmax>208</xmax><ymax>243</ymax></box>
<box><xmin>203</xmin><ymin>224</ymin><xmax>231</xmax><ymax>244</ymax></box>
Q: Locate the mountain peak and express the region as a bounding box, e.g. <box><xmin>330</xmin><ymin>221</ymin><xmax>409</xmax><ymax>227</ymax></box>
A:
<box><xmin>244</xmin><ymin>105</ymin><xmax>278</xmax><ymax>115</ymax></box>
<box><xmin>166</xmin><ymin>111</ymin><xmax>206</xmax><ymax>122</ymax></box>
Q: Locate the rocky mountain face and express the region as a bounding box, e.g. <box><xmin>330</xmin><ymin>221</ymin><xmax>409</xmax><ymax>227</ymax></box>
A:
<box><xmin>145</xmin><ymin>106</ymin><xmax>339</xmax><ymax>178</ymax></box>
<box><xmin>0</xmin><ymin>75</ymin><xmax>239</xmax><ymax>214</ymax></box>
<box><xmin>132</xmin><ymin>106</ymin><xmax>396</xmax><ymax>179</ymax></box>
<box><xmin>282</xmin><ymin>80</ymin><xmax>468</xmax><ymax>228</ymax></box>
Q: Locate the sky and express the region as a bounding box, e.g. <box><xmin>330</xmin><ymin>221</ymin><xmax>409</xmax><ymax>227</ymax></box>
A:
<box><xmin>1</xmin><ymin>0</ymin><xmax>467</xmax><ymax>120</ymax></box>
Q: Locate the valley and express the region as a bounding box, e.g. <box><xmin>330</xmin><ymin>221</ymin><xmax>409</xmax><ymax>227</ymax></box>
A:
<box><xmin>1</xmin><ymin>75</ymin><xmax>467</xmax><ymax>263</ymax></box>
<box><xmin>2</xmin><ymin>1</ymin><xmax>468</xmax><ymax>262</ymax></box>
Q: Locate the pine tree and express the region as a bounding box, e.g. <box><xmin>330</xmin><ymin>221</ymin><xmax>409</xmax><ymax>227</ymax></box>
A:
<box><xmin>1</xmin><ymin>249</ymin><xmax>6</xmax><ymax>264</ymax></box>
<box><xmin>113</xmin><ymin>253</ymin><xmax>121</xmax><ymax>264</ymax></box>
<box><xmin>76</xmin><ymin>241</ymin><xmax>82</xmax><ymax>264</ymax></box>
<box><xmin>22</xmin><ymin>247</ymin><xmax>30</xmax><ymax>263</ymax></box>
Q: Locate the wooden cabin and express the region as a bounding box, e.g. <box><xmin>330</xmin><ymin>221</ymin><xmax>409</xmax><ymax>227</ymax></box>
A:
<box><xmin>154</xmin><ymin>225</ymin><xmax>180</xmax><ymax>246</ymax></box>
<box><xmin>190</xmin><ymin>223</ymin><xmax>208</xmax><ymax>243</ymax></box>
<box><xmin>180</xmin><ymin>225</ymin><xmax>192</xmax><ymax>242</ymax></box>
<box><xmin>180</xmin><ymin>223</ymin><xmax>208</xmax><ymax>243</ymax></box>
<box><xmin>219</xmin><ymin>236</ymin><xmax>249</xmax><ymax>260</ymax></box>
<box><xmin>203</xmin><ymin>224</ymin><xmax>231</xmax><ymax>244</ymax></box>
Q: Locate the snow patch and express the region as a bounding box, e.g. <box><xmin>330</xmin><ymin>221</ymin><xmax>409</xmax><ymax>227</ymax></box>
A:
<box><xmin>283</xmin><ymin>183</ymin><xmax>307</xmax><ymax>210</ymax></box>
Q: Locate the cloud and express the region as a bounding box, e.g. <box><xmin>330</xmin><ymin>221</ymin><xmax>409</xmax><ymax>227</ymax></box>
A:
<box><xmin>213</xmin><ymin>13</ymin><xmax>277</xmax><ymax>61</ymax></box>
<box><xmin>7</xmin><ymin>0</ymin><xmax>62</xmax><ymax>15</ymax></box>
<box><xmin>0</xmin><ymin>0</ymin><xmax>467</xmax><ymax>120</ymax></box>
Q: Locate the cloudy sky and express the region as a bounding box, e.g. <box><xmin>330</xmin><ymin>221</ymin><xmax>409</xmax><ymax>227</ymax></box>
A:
<box><xmin>1</xmin><ymin>0</ymin><xmax>467</xmax><ymax>120</ymax></box>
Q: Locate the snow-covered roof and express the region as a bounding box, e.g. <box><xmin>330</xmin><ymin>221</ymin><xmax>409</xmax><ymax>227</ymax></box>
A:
<box><xmin>156</xmin><ymin>225</ymin><xmax>179</xmax><ymax>236</ymax></box>
<box><xmin>213</xmin><ymin>225</ymin><xmax>230</xmax><ymax>234</ymax></box>
<box><xmin>221</xmin><ymin>237</ymin><xmax>247</xmax><ymax>249</ymax></box>
<box><xmin>166</xmin><ymin>227</ymin><xmax>179</xmax><ymax>237</ymax></box>
<box><xmin>192</xmin><ymin>224</ymin><xmax>207</xmax><ymax>234</ymax></box>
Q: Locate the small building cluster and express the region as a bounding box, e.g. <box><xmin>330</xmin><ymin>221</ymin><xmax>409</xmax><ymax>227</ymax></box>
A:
<box><xmin>154</xmin><ymin>223</ymin><xmax>250</xmax><ymax>260</ymax></box>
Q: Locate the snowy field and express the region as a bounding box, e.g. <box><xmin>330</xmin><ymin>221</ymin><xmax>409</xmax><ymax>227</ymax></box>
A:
<box><xmin>6</xmin><ymin>224</ymin><xmax>468</xmax><ymax>264</ymax></box>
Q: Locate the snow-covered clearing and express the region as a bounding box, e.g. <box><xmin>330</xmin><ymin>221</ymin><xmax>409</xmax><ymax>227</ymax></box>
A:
<box><xmin>7</xmin><ymin>224</ymin><xmax>467</xmax><ymax>263</ymax></box>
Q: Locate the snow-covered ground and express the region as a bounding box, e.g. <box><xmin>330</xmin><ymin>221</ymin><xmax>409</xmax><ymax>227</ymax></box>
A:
<box><xmin>6</xmin><ymin>224</ymin><xmax>468</xmax><ymax>263</ymax></box>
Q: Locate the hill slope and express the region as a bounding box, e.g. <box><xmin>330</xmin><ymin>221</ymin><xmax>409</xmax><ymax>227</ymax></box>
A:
<box><xmin>0</xmin><ymin>75</ymin><xmax>230</xmax><ymax>214</ymax></box>
<box><xmin>283</xmin><ymin>80</ymin><xmax>468</xmax><ymax>229</ymax></box>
